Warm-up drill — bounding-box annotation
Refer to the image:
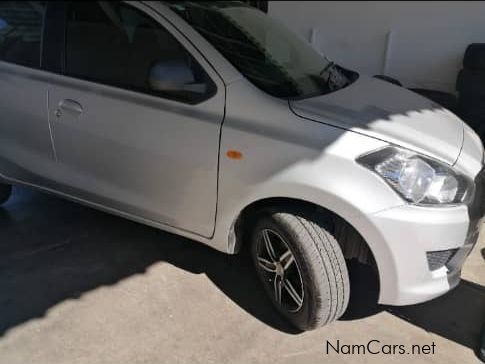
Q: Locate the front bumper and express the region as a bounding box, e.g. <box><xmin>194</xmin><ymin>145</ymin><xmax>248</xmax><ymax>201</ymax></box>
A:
<box><xmin>358</xmin><ymin>168</ymin><xmax>485</xmax><ymax>306</ymax></box>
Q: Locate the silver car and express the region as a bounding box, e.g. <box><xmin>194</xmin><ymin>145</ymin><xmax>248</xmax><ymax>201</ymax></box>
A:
<box><xmin>0</xmin><ymin>1</ymin><xmax>483</xmax><ymax>330</ymax></box>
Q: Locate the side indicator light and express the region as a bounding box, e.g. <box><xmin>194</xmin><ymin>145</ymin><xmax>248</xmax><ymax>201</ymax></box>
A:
<box><xmin>226</xmin><ymin>150</ymin><xmax>243</xmax><ymax>160</ymax></box>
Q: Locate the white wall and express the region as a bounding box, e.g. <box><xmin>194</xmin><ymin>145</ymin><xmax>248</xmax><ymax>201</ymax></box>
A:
<box><xmin>269</xmin><ymin>1</ymin><xmax>485</xmax><ymax>92</ymax></box>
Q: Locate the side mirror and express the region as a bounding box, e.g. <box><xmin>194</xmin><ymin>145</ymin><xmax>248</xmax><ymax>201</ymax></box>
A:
<box><xmin>148</xmin><ymin>60</ymin><xmax>207</xmax><ymax>95</ymax></box>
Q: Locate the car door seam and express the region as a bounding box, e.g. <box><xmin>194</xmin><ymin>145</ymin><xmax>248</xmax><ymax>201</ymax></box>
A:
<box><xmin>46</xmin><ymin>87</ymin><xmax>58</xmax><ymax>162</ymax></box>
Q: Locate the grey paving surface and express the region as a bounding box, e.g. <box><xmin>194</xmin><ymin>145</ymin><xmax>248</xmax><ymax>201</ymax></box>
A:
<box><xmin>0</xmin><ymin>187</ymin><xmax>484</xmax><ymax>364</ymax></box>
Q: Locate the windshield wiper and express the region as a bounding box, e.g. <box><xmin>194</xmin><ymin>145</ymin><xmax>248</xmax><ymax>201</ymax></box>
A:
<box><xmin>319</xmin><ymin>62</ymin><xmax>350</xmax><ymax>91</ymax></box>
<box><xmin>319</xmin><ymin>61</ymin><xmax>335</xmax><ymax>77</ymax></box>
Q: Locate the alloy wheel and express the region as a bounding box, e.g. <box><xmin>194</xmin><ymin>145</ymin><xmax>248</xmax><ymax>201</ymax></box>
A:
<box><xmin>255</xmin><ymin>228</ymin><xmax>304</xmax><ymax>312</ymax></box>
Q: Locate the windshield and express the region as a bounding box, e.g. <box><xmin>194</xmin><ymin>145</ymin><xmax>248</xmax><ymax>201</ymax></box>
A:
<box><xmin>168</xmin><ymin>1</ymin><xmax>358</xmax><ymax>99</ymax></box>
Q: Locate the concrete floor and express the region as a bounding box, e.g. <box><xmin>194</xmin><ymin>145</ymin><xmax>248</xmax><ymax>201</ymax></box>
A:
<box><xmin>0</xmin><ymin>187</ymin><xmax>484</xmax><ymax>364</ymax></box>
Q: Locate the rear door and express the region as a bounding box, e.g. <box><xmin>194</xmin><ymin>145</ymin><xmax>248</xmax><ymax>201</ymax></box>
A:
<box><xmin>0</xmin><ymin>1</ymin><xmax>56</xmax><ymax>185</ymax></box>
<box><xmin>47</xmin><ymin>1</ymin><xmax>225</xmax><ymax>237</ymax></box>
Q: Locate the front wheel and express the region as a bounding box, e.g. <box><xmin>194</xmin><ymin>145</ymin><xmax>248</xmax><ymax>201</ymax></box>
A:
<box><xmin>250</xmin><ymin>209</ymin><xmax>350</xmax><ymax>331</ymax></box>
<box><xmin>0</xmin><ymin>183</ymin><xmax>12</xmax><ymax>205</ymax></box>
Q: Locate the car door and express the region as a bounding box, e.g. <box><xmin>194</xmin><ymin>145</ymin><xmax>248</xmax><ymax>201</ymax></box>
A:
<box><xmin>47</xmin><ymin>1</ymin><xmax>225</xmax><ymax>238</ymax></box>
<box><xmin>0</xmin><ymin>1</ymin><xmax>56</xmax><ymax>185</ymax></box>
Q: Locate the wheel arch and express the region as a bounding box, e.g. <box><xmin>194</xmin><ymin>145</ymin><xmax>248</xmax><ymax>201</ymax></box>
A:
<box><xmin>231</xmin><ymin>196</ymin><xmax>376</xmax><ymax>264</ymax></box>
<box><xmin>228</xmin><ymin>195</ymin><xmax>384</xmax><ymax>300</ymax></box>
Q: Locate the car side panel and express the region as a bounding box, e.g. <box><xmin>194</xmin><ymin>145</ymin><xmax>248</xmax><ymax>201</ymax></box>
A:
<box><xmin>0</xmin><ymin>63</ymin><xmax>56</xmax><ymax>185</ymax></box>
<box><xmin>211</xmin><ymin>79</ymin><xmax>404</xmax><ymax>251</ymax></box>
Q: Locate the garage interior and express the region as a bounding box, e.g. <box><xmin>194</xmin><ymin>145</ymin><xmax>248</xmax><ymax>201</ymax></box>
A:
<box><xmin>1</xmin><ymin>1</ymin><xmax>485</xmax><ymax>364</ymax></box>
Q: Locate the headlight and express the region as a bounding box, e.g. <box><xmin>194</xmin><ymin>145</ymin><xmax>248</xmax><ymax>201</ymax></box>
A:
<box><xmin>357</xmin><ymin>147</ymin><xmax>474</xmax><ymax>205</ymax></box>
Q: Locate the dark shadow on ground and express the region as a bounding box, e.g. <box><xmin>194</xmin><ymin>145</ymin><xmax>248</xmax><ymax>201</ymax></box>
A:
<box><xmin>1</xmin><ymin>187</ymin><xmax>484</xmax><ymax>356</ymax></box>
<box><xmin>341</xmin><ymin>258</ymin><xmax>485</xmax><ymax>359</ymax></box>
<box><xmin>0</xmin><ymin>187</ymin><xmax>296</xmax><ymax>336</ymax></box>
<box><xmin>387</xmin><ymin>280</ymin><xmax>485</xmax><ymax>358</ymax></box>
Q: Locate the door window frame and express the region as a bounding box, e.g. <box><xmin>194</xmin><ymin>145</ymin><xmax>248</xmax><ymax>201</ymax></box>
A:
<box><xmin>41</xmin><ymin>1</ymin><xmax>65</xmax><ymax>73</ymax></box>
<box><xmin>0</xmin><ymin>1</ymin><xmax>48</xmax><ymax>70</ymax></box>
<box><xmin>42</xmin><ymin>1</ymin><xmax>221</xmax><ymax>106</ymax></box>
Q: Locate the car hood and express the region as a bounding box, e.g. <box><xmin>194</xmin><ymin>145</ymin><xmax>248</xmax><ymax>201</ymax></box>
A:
<box><xmin>289</xmin><ymin>76</ymin><xmax>464</xmax><ymax>165</ymax></box>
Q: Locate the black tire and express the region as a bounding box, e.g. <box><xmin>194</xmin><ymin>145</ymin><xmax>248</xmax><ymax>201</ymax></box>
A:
<box><xmin>0</xmin><ymin>183</ymin><xmax>12</xmax><ymax>205</ymax></box>
<box><xmin>250</xmin><ymin>209</ymin><xmax>350</xmax><ymax>331</ymax></box>
<box><xmin>463</xmin><ymin>43</ymin><xmax>485</xmax><ymax>70</ymax></box>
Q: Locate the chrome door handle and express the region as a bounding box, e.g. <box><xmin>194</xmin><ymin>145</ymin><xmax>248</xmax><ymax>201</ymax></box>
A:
<box><xmin>56</xmin><ymin>99</ymin><xmax>83</xmax><ymax>117</ymax></box>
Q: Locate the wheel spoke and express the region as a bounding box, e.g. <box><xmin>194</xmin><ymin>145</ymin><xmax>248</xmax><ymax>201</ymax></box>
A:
<box><xmin>280</xmin><ymin>249</ymin><xmax>295</xmax><ymax>270</ymax></box>
<box><xmin>257</xmin><ymin>257</ymin><xmax>277</xmax><ymax>273</ymax></box>
<box><xmin>274</xmin><ymin>275</ymin><xmax>282</xmax><ymax>304</ymax></box>
<box><xmin>284</xmin><ymin>279</ymin><xmax>303</xmax><ymax>307</ymax></box>
<box><xmin>262</xmin><ymin>230</ymin><xmax>278</xmax><ymax>262</ymax></box>
<box><xmin>256</xmin><ymin>228</ymin><xmax>304</xmax><ymax>312</ymax></box>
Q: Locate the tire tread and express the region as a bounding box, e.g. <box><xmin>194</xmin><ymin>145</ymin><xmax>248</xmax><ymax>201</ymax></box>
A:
<box><xmin>271</xmin><ymin>210</ymin><xmax>349</xmax><ymax>329</ymax></box>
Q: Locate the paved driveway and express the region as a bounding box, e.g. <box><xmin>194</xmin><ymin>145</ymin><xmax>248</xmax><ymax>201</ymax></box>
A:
<box><xmin>0</xmin><ymin>187</ymin><xmax>484</xmax><ymax>364</ymax></box>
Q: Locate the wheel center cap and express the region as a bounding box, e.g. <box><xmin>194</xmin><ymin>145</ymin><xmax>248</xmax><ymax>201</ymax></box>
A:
<box><xmin>275</xmin><ymin>263</ymin><xmax>284</xmax><ymax>276</ymax></box>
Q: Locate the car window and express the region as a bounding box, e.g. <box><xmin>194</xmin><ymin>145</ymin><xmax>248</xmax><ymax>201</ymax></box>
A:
<box><xmin>65</xmin><ymin>1</ymin><xmax>215</xmax><ymax>103</ymax></box>
<box><xmin>0</xmin><ymin>1</ymin><xmax>46</xmax><ymax>68</ymax></box>
<box><xmin>170</xmin><ymin>2</ymin><xmax>358</xmax><ymax>99</ymax></box>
